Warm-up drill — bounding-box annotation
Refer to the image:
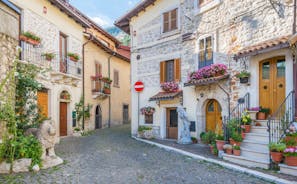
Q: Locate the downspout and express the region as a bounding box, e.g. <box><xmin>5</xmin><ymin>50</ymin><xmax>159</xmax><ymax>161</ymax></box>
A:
<box><xmin>82</xmin><ymin>32</ymin><xmax>93</xmax><ymax>130</ymax></box>
<box><xmin>293</xmin><ymin>0</ymin><xmax>297</xmax><ymax>117</ymax></box>
<box><xmin>108</xmin><ymin>52</ymin><xmax>116</xmax><ymax>128</ymax></box>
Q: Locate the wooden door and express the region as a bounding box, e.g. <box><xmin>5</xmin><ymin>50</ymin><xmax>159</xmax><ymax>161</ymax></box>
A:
<box><xmin>59</xmin><ymin>33</ymin><xmax>67</xmax><ymax>73</ymax></box>
<box><xmin>60</xmin><ymin>102</ymin><xmax>67</xmax><ymax>136</ymax></box>
<box><xmin>206</xmin><ymin>100</ymin><xmax>222</xmax><ymax>132</ymax></box>
<box><xmin>37</xmin><ymin>90</ymin><xmax>48</xmax><ymax>117</ymax></box>
<box><xmin>259</xmin><ymin>57</ymin><xmax>286</xmax><ymax>115</ymax></box>
<box><xmin>166</xmin><ymin>108</ymin><xmax>178</xmax><ymax>139</ymax></box>
<box><xmin>95</xmin><ymin>105</ymin><xmax>102</xmax><ymax>129</ymax></box>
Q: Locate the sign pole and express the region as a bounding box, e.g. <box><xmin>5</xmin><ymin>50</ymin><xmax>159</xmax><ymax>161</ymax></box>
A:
<box><xmin>138</xmin><ymin>92</ymin><xmax>140</xmax><ymax>128</ymax></box>
<box><xmin>134</xmin><ymin>81</ymin><xmax>144</xmax><ymax>131</ymax></box>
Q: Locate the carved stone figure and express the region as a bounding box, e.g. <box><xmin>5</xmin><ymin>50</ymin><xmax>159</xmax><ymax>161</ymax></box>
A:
<box><xmin>177</xmin><ymin>106</ymin><xmax>192</xmax><ymax>144</ymax></box>
<box><xmin>25</xmin><ymin>120</ymin><xmax>63</xmax><ymax>169</ymax></box>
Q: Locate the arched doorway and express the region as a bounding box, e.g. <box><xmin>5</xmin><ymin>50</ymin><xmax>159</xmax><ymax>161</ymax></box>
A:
<box><xmin>206</xmin><ymin>99</ymin><xmax>222</xmax><ymax>132</ymax></box>
<box><xmin>95</xmin><ymin>105</ymin><xmax>102</xmax><ymax>129</ymax></box>
<box><xmin>259</xmin><ymin>57</ymin><xmax>286</xmax><ymax>115</ymax></box>
<box><xmin>60</xmin><ymin>90</ymin><xmax>70</xmax><ymax>136</ymax></box>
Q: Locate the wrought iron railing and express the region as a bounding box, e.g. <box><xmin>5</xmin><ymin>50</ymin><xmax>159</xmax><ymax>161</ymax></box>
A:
<box><xmin>223</xmin><ymin>93</ymin><xmax>250</xmax><ymax>141</ymax></box>
<box><xmin>267</xmin><ymin>91</ymin><xmax>295</xmax><ymax>144</ymax></box>
<box><xmin>91</xmin><ymin>77</ymin><xmax>111</xmax><ymax>95</ymax></box>
<box><xmin>20</xmin><ymin>41</ymin><xmax>82</xmax><ymax>77</ymax></box>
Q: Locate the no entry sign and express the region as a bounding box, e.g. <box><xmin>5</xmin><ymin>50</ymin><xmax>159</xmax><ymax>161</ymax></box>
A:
<box><xmin>134</xmin><ymin>81</ymin><xmax>144</xmax><ymax>92</ymax></box>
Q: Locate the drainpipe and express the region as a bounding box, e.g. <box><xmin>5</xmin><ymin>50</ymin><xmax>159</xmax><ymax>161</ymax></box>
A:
<box><xmin>293</xmin><ymin>0</ymin><xmax>297</xmax><ymax>117</ymax></box>
<box><xmin>108</xmin><ymin>52</ymin><xmax>116</xmax><ymax>128</ymax></box>
<box><xmin>82</xmin><ymin>32</ymin><xmax>93</xmax><ymax>130</ymax></box>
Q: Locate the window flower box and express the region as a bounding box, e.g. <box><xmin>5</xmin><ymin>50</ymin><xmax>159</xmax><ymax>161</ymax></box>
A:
<box><xmin>20</xmin><ymin>31</ymin><xmax>41</xmax><ymax>46</ymax></box>
<box><xmin>140</xmin><ymin>106</ymin><xmax>155</xmax><ymax>115</ymax></box>
<box><xmin>67</xmin><ymin>52</ymin><xmax>80</xmax><ymax>62</ymax></box>
<box><xmin>42</xmin><ymin>53</ymin><xmax>55</xmax><ymax>61</ymax></box>
<box><xmin>236</xmin><ymin>70</ymin><xmax>251</xmax><ymax>84</ymax></box>
<box><xmin>161</xmin><ymin>81</ymin><xmax>179</xmax><ymax>92</ymax></box>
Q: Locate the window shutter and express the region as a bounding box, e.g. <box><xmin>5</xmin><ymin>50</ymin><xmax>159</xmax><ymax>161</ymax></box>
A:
<box><xmin>171</xmin><ymin>9</ymin><xmax>177</xmax><ymax>30</ymax></box>
<box><xmin>114</xmin><ymin>70</ymin><xmax>119</xmax><ymax>86</ymax></box>
<box><xmin>174</xmin><ymin>58</ymin><xmax>181</xmax><ymax>82</ymax></box>
<box><xmin>163</xmin><ymin>12</ymin><xmax>169</xmax><ymax>33</ymax></box>
<box><xmin>160</xmin><ymin>61</ymin><xmax>166</xmax><ymax>83</ymax></box>
<box><xmin>95</xmin><ymin>63</ymin><xmax>98</xmax><ymax>74</ymax></box>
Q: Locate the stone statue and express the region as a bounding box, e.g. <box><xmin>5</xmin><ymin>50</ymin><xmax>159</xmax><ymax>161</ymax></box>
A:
<box><xmin>177</xmin><ymin>106</ymin><xmax>192</xmax><ymax>144</ymax></box>
<box><xmin>25</xmin><ymin>120</ymin><xmax>63</xmax><ymax>169</ymax></box>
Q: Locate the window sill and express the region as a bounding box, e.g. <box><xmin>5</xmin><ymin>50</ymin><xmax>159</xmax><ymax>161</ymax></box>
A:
<box><xmin>194</xmin><ymin>0</ymin><xmax>221</xmax><ymax>16</ymax></box>
<box><xmin>113</xmin><ymin>85</ymin><xmax>120</xmax><ymax>88</ymax></box>
<box><xmin>160</xmin><ymin>29</ymin><xmax>181</xmax><ymax>39</ymax></box>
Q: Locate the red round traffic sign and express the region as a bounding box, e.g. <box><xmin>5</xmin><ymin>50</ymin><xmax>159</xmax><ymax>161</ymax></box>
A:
<box><xmin>134</xmin><ymin>81</ymin><xmax>144</xmax><ymax>92</ymax></box>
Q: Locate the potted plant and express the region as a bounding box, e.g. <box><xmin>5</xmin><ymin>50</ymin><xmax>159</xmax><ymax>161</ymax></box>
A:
<box><xmin>283</xmin><ymin>147</ymin><xmax>297</xmax><ymax>166</ymax></box>
<box><xmin>235</xmin><ymin>70</ymin><xmax>250</xmax><ymax>84</ymax></box>
<box><xmin>20</xmin><ymin>31</ymin><xmax>41</xmax><ymax>46</ymax></box>
<box><xmin>269</xmin><ymin>142</ymin><xmax>286</xmax><ymax>163</ymax></box>
<box><xmin>42</xmin><ymin>52</ymin><xmax>55</xmax><ymax>61</ymax></box>
<box><xmin>191</xmin><ymin>137</ymin><xmax>198</xmax><ymax>144</ymax></box>
<box><xmin>102</xmin><ymin>77</ymin><xmax>113</xmax><ymax>84</ymax></box>
<box><xmin>284</xmin><ymin>124</ymin><xmax>297</xmax><ymax>143</ymax></box>
<box><xmin>223</xmin><ymin>144</ymin><xmax>233</xmax><ymax>155</ymax></box>
<box><xmin>257</xmin><ymin>107</ymin><xmax>270</xmax><ymax>120</ymax></box>
<box><xmin>160</xmin><ymin>81</ymin><xmax>179</xmax><ymax>92</ymax></box>
<box><xmin>233</xmin><ymin>145</ymin><xmax>241</xmax><ymax>156</ymax></box>
<box><xmin>201</xmin><ymin>131</ymin><xmax>216</xmax><ymax>145</ymax></box>
<box><xmin>247</xmin><ymin>107</ymin><xmax>260</xmax><ymax>120</ymax></box>
<box><xmin>216</xmin><ymin>134</ymin><xmax>225</xmax><ymax>151</ymax></box>
<box><xmin>138</xmin><ymin>126</ymin><xmax>153</xmax><ymax>139</ymax></box>
<box><xmin>140</xmin><ymin>106</ymin><xmax>155</xmax><ymax>115</ymax></box>
<box><xmin>240</xmin><ymin>126</ymin><xmax>246</xmax><ymax>139</ymax></box>
<box><xmin>230</xmin><ymin>131</ymin><xmax>243</xmax><ymax>146</ymax></box>
<box><xmin>67</xmin><ymin>52</ymin><xmax>80</xmax><ymax>62</ymax></box>
<box><xmin>241</xmin><ymin>111</ymin><xmax>252</xmax><ymax>133</ymax></box>
<box><xmin>103</xmin><ymin>83</ymin><xmax>111</xmax><ymax>94</ymax></box>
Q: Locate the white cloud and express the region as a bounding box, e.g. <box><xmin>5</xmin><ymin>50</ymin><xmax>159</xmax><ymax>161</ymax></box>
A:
<box><xmin>89</xmin><ymin>14</ymin><xmax>113</xmax><ymax>28</ymax></box>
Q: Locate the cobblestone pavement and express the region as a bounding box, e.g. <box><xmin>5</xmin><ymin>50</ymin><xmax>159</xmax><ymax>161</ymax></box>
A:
<box><xmin>0</xmin><ymin>125</ymin><xmax>271</xmax><ymax>184</ymax></box>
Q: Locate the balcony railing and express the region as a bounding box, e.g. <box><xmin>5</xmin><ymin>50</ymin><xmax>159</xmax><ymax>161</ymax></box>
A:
<box><xmin>91</xmin><ymin>76</ymin><xmax>111</xmax><ymax>98</ymax></box>
<box><xmin>20</xmin><ymin>41</ymin><xmax>82</xmax><ymax>77</ymax></box>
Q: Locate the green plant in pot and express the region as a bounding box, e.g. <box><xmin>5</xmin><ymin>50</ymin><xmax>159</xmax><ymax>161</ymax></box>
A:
<box><xmin>215</xmin><ymin>134</ymin><xmax>225</xmax><ymax>151</ymax></box>
<box><xmin>235</xmin><ymin>70</ymin><xmax>250</xmax><ymax>84</ymax></box>
<box><xmin>241</xmin><ymin>111</ymin><xmax>252</xmax><ymax>133</ymax></box>
<box><xmin>191</xmin><ymin>137</ymin><xmax>198</xmax><ymax>144</ymax></box>
<box><xmin>269</xmin><ymin>142</ymin><xmax>286</xmax><ymax>163</ymax></box>
<box><xmin>233</xmin><ymin>145</ymin><xmax>241</xmax><ymax>156</ymax></box>
<box><xmin>42</xmin><ymin>52</ymin><xmax>55</xmax><ymax>61</ymax></box>
<box><xmin>230</xmin><ymin>131</ymin><xmax>243</xmax><ymax>146</ymax></box>
<box><xmin>201</xmin><ymin>131</ymin><xmax>216</xmax><ymax>145</ymax></box>
<box><xmin>257</xmin><ymin>107</ymin><xmax>270</xmax><ymax>120</ymax></box>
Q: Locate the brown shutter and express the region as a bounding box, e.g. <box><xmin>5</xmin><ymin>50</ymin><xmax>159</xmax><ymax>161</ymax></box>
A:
<box><xmin>174</xmin><ymin>59</ymin><xmax>181</xmax><ymax>82</ymax></box>
<box><xmin>160</xmin><ymin>61</ymin><xmax>166</xmax><ymax>83</ymax></box>
<box><xmin>171</xmin><ymin>9</ymin><xmax>177</xmax><ymax>30</ymax></box>
<box><xmin>37</xmin><ymin>91</ymin><xmax>48</xmax><ymax>117</ymax></box>
<box><xmin>163</xmin><ymin>12</ymin><xmax>169</xmax><ymax>33</ymax></box>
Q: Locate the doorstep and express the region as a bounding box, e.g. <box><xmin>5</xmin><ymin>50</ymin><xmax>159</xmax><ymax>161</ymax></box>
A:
<box><xmin>132</xmin><ymin>137</ymin><xmax>297</xmax><ymax>184</ymax></box>
<box><xmin>279</xmin><ymin>164</ymin><xmax>297</xmax><ymax>177</ymax></box>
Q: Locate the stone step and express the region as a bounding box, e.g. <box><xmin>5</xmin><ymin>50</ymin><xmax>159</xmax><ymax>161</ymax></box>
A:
<box><xmin>244</xmin><ymin>133</ymin><xmax>269</xmax><ymax>143</ymax></box>
<box><xmin>279</xmin><ymin>164</ymin><xmax>297</xmax><ymax>177</ymax></box>
<box><xmin>250</xmin><ymin>126</ymin><xmax>268</xmax><ymax>134</ymax></box>
<box><xmin>223</xmin><ymin>153</ymin><xmax>270</xmax><ymax>169</ymax></box>
<box><xmin>240</xmin><ymin>147</ymin><xmax>270</xmax><ymax>161</ymax></box>
<box><xmin>241</xmin><ymin>139</ymin><xmax>269</xmax><ymax>152</ymax></box>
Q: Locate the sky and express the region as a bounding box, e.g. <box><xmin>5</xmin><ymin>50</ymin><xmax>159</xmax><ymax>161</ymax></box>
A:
<box><xmin>70</xmin><ymin>0</ymin><xmax>141</xmax><ymax>28</ymax></box>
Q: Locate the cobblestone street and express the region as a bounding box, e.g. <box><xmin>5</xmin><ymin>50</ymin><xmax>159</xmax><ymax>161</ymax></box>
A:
<box><xmin>0</xmin><ymin>125</ymin><xmax>270</xmax><ymax>184</ymax></box>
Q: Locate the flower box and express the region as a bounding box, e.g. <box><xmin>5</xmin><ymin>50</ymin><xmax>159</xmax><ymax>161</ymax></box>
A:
<box><xmin>285</xmin><ymin>156</ymin><xmax>297</xmax><ymax>166</ymax></box>
<box><xmin>161</xmin><ymin>81</ymin><xmax>179</xmax><ymax>92</ymax></box>
<box><xmin>20</xmin><ymin>31</ymin><xmax>41</xmax><ymax>46</ymax></box>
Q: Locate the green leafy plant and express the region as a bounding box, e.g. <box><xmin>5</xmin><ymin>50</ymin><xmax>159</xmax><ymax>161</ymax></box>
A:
<box><xmin>233</xmin><ymin>145</ymin><xmax>240</xmax><ymax>150</ymax></box>
<box><xmin>102</xmin><ymin>77</ymin><xmax>113</xmax><ymax>84</ymax></box>
<box><xmin>67</xmin><ymin>52</ymin><xmax>80</xmax><ymax>61</ymax></box>
<box><xmin>231</xmin><ymin>131</ymin><xmax>243</xmax><ymax>142</ymax></box>
<box><xmin>235</xmin><ymin>70</ymin><xmax>250</xmax><ymax>78</ymax></box>
<box><xmin>21</xmin><ymin>31</ymin><xmax>41</xmax><ymax>42</ymax></box>
<box><xmin>259</xmin><ymin>107</ymin><xmax>270</xmax><ymax>114</ymax></box>
<box><xmin>216</xmin><ymin>134</ymin><xmax>224</xmax><ymax>140</ymax></box>
<box><xmin>241</xmin><ymin>111</ymin><xmax>252</xmax><ymax>125</ymax></box>
<box><xmin>138</xmin><ymin>126</ymin><xmax>152</xmax><ymax>132</ymax></box>
<box><xmin>75</xmin><ymin>97</ymin><xmax>92</xmax><ymax>128</ymax></box>
<box><xmin>269</xmin><ymin>142</ymin><xmax>286</xmax><ymax>152</ymax></box>
<box><xmin>42</xmin><ymin>53</ymin><xmax>55</xmax><ymax>61</ymax></box>
<box><xmin>201</xmin><ymin>131</ymin><xmax>216</xmax><ymax>144</ymax></box>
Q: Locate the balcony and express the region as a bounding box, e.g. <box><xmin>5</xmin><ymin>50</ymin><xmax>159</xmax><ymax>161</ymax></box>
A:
<box><xmin>91</xmin><ymin>75</ymin><xmax>111</xmax><ymax>99</ymax></box>
<box><xmin>20</xmin><ymin>41</ymin><xmax>82</xmax><ymax>78</ymax></box>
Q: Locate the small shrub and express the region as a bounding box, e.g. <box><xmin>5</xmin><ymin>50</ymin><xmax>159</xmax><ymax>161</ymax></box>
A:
<box><xmin>201</xmin><ymin>131</ymin><xmax>216</xmax><ymax>144</ymax></box>
<box><xmin>269</xmin><ymin>142</ymin><xmax>286</xmax><ymax>152</ymax></box>
<box><xmin>138</xmin><ymin>126</ymin><xmax>152</xmax><ymax>132</ymax></box>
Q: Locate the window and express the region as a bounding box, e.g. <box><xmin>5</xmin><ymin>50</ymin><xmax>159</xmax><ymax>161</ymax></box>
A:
<box><xmin>195</xmin><ymin>0</ymin><xmax>221</xmax><ymax>15</ymax></box>
<box><xmin>163</xmin><ymin>8</ymin><xmax>178</xmax><ymax>33</ymax></box>
<box><xmin>95</xmin><ymin>63</ymin><xmax>102</xmax><ymax>75</ymax></box>
<box><xmin>113</xmin><ymin>70</ymin><xmax>119</xmax><ymax>87</ymax></box>
<box><xmin>160</xmin><ymin>59</ymin><xmax>181</xmax><ymax>83</ymax></box>
<box><xmin>198</xmin><ymin>0</ymin><xmax>213</xmax><ymax>6</ymax></box>
<box><xmin>145</xmin><ymin>114</ymin><xmax>153</xmax><ymax>124</ymax></box>
<box><xmin>199</xmin><ymin>36</ymin><xmax>213</xmax><ymax>68</ymax></box>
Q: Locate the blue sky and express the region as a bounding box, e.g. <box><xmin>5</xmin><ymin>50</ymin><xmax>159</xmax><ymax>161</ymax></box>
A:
<box><xmin>70</xmin><ymin>0</ymin><xmax>141</xmax><ymax>28</ymax></box>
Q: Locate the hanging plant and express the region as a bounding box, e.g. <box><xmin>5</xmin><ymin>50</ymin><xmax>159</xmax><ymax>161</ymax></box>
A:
<box><xmin>235</xmin><ymin>70</ymin><xmax>250</xmax><ymax>84</ymax></box>
<box><xmin>140</xmin><ymin>106</ymin><xmax>155</xmax><ymax>115</ymax></box>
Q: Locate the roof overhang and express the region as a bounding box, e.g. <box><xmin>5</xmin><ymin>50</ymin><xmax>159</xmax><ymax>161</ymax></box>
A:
<box><xmin>115</xmin><ymin>0</ymin><xmax>157</xmax><ymax>34</ymax></box>
<box><xmin>234</xmin><ymin>35</ymin><xmax>291</xmax><ymax>60</ymax></box>
<box><xmin>149</xmin><ymin>90</ymin><xmax>182</xmax><ymax>101</ymax></box>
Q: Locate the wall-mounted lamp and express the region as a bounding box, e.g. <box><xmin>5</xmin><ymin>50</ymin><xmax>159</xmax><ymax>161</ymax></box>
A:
<box><xmin>200</xmin><ymin>93</ymin><xmax>204</xmax><ymax>98</ymax></box>
<box><xmin>133</xmin><ymin>30</ymin><xmax>137</xmax><ymax>37</ymax></box>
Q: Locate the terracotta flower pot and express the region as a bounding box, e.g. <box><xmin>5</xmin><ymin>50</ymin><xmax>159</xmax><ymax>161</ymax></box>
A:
<box><xmin>69</xmin><ymin>56</ymin><xmax>78</xmax><ymax>62</ymax></box>
<box><xmin>257</xmin><ymin>112</ymin><xmax>266</xmax><ymax>120</ymax></box>
<box><xmin>229</xmin><ymin>138</ymin><xmax>235</xmax><ymax>145</ymax></box>
<box><xmin>285</xmin><ymin>156</ymin><xmax>297</xmax><ymax>166</ymax></box>
<box><xmin>226</xmin><ymin>149</ymin><xmax>232</xmax><ymax>155</ymax></box>
<box><xmin>216</xmin><ymin>140</ymin><xmax>225</xmax><ymax>151</ymax></box>
<box><xmin>210</xmin><ymin>145</ymin><xmax>214</xmax><ymax>154</ymax></box>
<box><xmin>270</xmin><ymin>152</ymin><xmax>283</xmax><ymax>163</ymax></box>
<box><xmin>103</xmin><ymin>88</ymin><xmax>111</xmax><ymax>94</ymax></box>
<box><xmin>19</xmin><ymin>35</ymin><xmax>28</xmax><ymax>42</ymax></box>
<box><xmin>27</xmin><ymin>38</ymin><xmax>40</xmax><ymax>46</ymax></box>
<box><xmin>233</xmin><ymin>149</ymin><xmax>241</xmax><ymax>156</ymax></box>
<box><xmin>234</xmin><ymin>141</ymin><xmax>241</xmax><ymax>146</ymax></box>
<box><xmin>244</xmin><ymin>125</ymin><xmax>251</xmax><ymax>133</ymax></box>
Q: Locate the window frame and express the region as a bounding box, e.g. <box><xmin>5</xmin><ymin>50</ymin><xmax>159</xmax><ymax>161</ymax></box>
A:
<box><xmin>161</xmin><ymin>6</ymin><xmax>180</xmax><ymax>34</ymax></box>
<box><xmin>194</xmin><ymin>0</ymin><xmax>221</xmax><ymax>15</ymax></box>
<box><xmin>113</xmin><ymin>69</ymin><xmax>120</xmax><ymax>87</ymax></box>
<box><xmin>198</xmin><ymin>35</ymin><xmax>214</xmax><ymax>69</ymax></box>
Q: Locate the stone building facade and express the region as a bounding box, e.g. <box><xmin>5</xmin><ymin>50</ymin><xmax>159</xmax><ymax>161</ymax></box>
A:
<box><xmin>116</xmin><ymin>0</ymin><xmax>296</xmax><ymax>141</ymax></box>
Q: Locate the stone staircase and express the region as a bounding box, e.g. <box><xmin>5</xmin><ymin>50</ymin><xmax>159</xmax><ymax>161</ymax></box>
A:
<box><xmin>223</xmin><ymin>120</ymin><xmax>271</xmax><ymax>169</ymax></box>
